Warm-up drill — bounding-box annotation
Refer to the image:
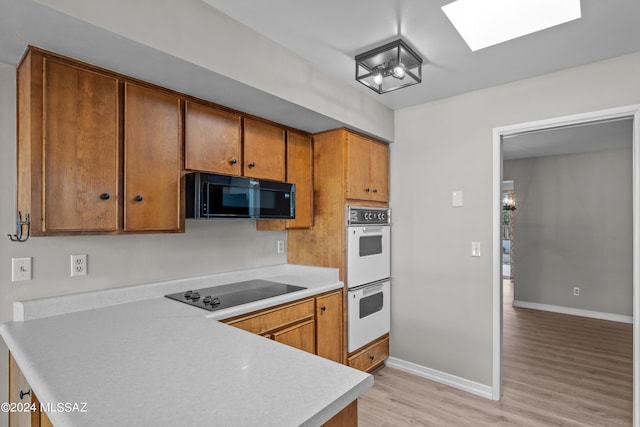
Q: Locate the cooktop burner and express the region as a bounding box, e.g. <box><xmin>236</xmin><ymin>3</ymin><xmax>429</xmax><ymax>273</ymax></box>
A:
<box><xmin>165</xmin><ymin>279</ymin><xmax>306</xmax><ymax>312</ymax></box>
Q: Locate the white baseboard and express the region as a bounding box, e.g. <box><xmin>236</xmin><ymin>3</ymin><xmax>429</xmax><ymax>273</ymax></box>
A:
<box><xmin>512</xmin><ymin>300</ymin><xmax>633</xmax><ymax>324</ymax></box>
<box><xmin>385</xmin><ymin>357</ymin><xmax>494</xmax><ymax>400</ymax></box>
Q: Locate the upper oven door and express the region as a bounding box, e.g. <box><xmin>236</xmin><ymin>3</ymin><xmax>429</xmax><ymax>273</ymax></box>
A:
<box><xmin>347</xmin><ymin>224</ymin><xmax>391</xmax><ymax>288</ymax></box>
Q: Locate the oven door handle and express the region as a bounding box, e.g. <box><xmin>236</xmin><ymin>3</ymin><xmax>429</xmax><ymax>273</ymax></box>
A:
<box><xmin>362</xmin><ymin>283</ymin><xmax>384</xmax><ymax>296</ymax></box>
<box><xmin>362</xmin><ymin>227</ymin><xmax>384</xmax><ymax>234</ymax></box>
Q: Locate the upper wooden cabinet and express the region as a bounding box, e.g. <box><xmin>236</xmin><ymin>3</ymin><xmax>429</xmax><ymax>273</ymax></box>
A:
<box><xmin>243</xmin><ymin>118</ymin><xmax>286</xmax><ymax>181</ymax></box>
<box><xmin>123</xmin><ymin>83</ymin><xmax>182</xmax><ymax>232</ymax></box>
<box><xmin>184</xmin><ymin>101</ymin><xmax>242</xmax><ymax>175</ymax></box>
<box><xmin>17</xmin><ymin>47</ymin><xmax>183</xmax><ymax>235</ymax></box>
<box><xmin>18</xmin><ymin>52</ymin><xmax>120</xmax><ymax>234</ymax></box>
<box><xmin>256</xmin><ymin>130</ymin><xmax>313</xmax><ymax>231</ymax></box>
<box><xmin>346</xmin><ymin>133</ymin><xmax>389</xmax><ymax>202</ymax></box>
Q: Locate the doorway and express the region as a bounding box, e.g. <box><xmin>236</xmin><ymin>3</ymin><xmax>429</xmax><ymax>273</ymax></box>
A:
<box><xmin>491</xmin><ymin>105</ymin><xmax>640</xmax><ymax>425</ymax></box>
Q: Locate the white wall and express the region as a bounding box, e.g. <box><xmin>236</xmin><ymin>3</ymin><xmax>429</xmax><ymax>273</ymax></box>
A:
<box><xmin>504</xmin><ymin>148</ymin><xmax>633</xmax><ymax>316</ymax></box>
<box><xmin>391</xmin><ymin>51</ymin><xmax>640</xmax><ymax>386</ymax></box>
<box><xmin>0</xmin><ymin>63</ymin><xmax>286</xmax><ymax>427</ymax></box>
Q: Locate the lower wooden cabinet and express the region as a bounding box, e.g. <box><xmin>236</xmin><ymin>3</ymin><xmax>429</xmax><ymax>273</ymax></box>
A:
<box><xmin>224</xmin><ymin>289</ymin><xmax>344</xmax><ymax>361</ymax></box>
<box><xmin>8</xmin><ymin>353</ymin><xmax>53</xmax><ymax>427</ymax></box>
<box><xmin>322</xmin><ymin>400</ymin><xmax>357</xmax><ymax>427</ymax></box>
<box><xmin>315</xmin><ymin>290</ymin><xmax>343</xmax><ymax>363</ymax></box>
<box><xmin>347</xmin><ymin>334</ymin><xmax>389</xmax><ymax>373</ymax></box>
<box><xmin>272</xmin><ymin>318</ymin><xmax>316</xmax><ymax>354</ymax></box>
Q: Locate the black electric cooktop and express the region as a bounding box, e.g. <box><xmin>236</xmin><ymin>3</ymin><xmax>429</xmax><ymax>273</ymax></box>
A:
<box><xmin>165</xmin><ymin>279</ymin><xmax>306</xmax><ymax>312</ymax></box>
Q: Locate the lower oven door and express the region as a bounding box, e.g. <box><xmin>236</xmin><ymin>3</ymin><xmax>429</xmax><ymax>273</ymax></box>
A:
<box><xmin>348</xmin><ymin>280</ymin><xmax>390</xmax><ymax>353</ymax></box>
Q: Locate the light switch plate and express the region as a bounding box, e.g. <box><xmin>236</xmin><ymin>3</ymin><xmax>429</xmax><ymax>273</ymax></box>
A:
<box><xmin>471</xmin><ymin>242</ymin><xmax>481</xmax><ymax>257</ymax></box>
<box><xmin>12</xmin><ymin>257</ymin><xmax>32</xmax><ymax>282</ymax></box>
<box><xmin>452</xmin><ymin>191</ymin><xmax>463</xmax><ymax>207</ymax></box>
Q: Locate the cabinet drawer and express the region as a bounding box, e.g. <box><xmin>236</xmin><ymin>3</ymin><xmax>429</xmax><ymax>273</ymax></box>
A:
<box><xmin>347</xmin><ymin>335</ymin><xmax>389</xmax><ymax>372</ymax></box>
<box><xmin>224</xmin><ymin>298</ymin><xmax>314</xmax><ymax>335</ymax></box>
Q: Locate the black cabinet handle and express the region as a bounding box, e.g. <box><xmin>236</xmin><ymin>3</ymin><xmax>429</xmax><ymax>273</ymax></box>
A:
<box><xmin>230</xmin><ymin>159</ymin><xmax>237</xmax><ymax>165</ymax></box>
<box><xmin>373</xmin><ymin>189</ymin><xmax>378</xmax><ymax>193</ymax></box>
<box><xmin>248</xmin><ymin>162</ymin><xmax>255</xmax><ymax>168</ymax></box>
<box><xmin>369</xmin><ymin>355</ymin><xmax>375</xmax><ymax>361</ymax></box>
<box><xmin>100</xmin><ymin>193</ymin><xmax>110</xmax><ymax>200</ymax></box>
<box><xmin>320</xmin><ymin>306</ymin><xmax>327</xmax><ymax>312</ymax></box>
<box><xmin>19</xmin><ymin>389</ymin><xmax>31</xmax><ymax>400</ymax></box>
<box><xmin>135</xmin><ymin>195</ymin><xmax>143</xmax><ymax>202</ymax></box>
<box><xmin>365</xmin><ymin>188</ymin><xmax>370</xmax><ymax>193</ymax></box>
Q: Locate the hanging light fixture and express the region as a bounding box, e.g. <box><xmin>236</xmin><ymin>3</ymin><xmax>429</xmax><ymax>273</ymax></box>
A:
<box><xmin>355</xmin><ymin>38</ymin><xmax>422</xmax><ymax>94</ymax></box>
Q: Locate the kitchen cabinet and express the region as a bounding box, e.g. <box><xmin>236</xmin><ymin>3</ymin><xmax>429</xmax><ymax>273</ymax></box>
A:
<box><xmin>243</xmin><ymin>118</ymin><xmax>286</xmax><ymax>181</ymax></box>
<box><xmin>223</xmin><ymin>290</ymin><xmax>343</xmax><ymax>361</ymax></box>
<box><xmin>223</xmin><ymin>298</ymin><xmax>316</xmax><ymax>354</ymax></box>
<box><xmin>347</xmin><ymin>334</ymin><xmax>389</xmax><ymax>373</ymax></box>
<box><xmin>16</xmin><ymin>47</ymin><xmax>183</xmax><ymax>236</ymax></box>
<box><xmin>271</xmin><ymin>318</ymin><xmax>316</xmax><ymax>353</ymax></box>
<box><xmin>9</xmin><ymin>353</ymin><xmax>53</xmax><ymax>427</ymax></box>
<box><xmin>184</xmin><ymin>101</ymin><xmax>242</xmax><ymax>175</ymax></box>
<box><xmin>288</xmin><ymin>128</ymin><xmax>390</xmax><ymax>366</ymax></box>
<box><xmin>288</xmin><ymin>128</ymin><xmax>390</xmax><ymax>283</ymax></box>
<box><xmin>17</xmin><ymin>49</ymin><xmax>120</xmax><ymax>234</ymax></box>
<box><xmin>315</xmin><ymin>289</ymin><xmax>344</xmax><ymax>363</ymax></box>
<box><xmin>123</xmin><ymin>83</ymin><xmax>182</xmax><ymax>232</ymax></box>
<box><xmin>256</xmin><ymin>130</ymin><xmax>313</xmax><ymax>230</ymax></box>
<box><xmin>346</xmin><ymin>132</ymin><xmax>389</xmax><ymax>203</ymax></box>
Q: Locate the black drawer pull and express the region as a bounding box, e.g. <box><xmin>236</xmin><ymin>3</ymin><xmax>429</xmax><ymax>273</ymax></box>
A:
<box><xmin>20</xmin><ymin>389</ymin><xmax>31</xmax><ymax>400</ymax></box>
<box><xmin>100</xmin><ymin>193</ymin><xmax>110</xmax><ymax>200</ymax></box>
<box><xmin>135</xmin><ymin>195</ymin><xmax>143</xmax><ymax>202</ymax></box>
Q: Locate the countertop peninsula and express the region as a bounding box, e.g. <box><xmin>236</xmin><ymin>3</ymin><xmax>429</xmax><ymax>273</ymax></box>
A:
<box><xmin>0</xmin><ymin>264</ymin><xmax>373</xmax><ymax>427</ymax></box>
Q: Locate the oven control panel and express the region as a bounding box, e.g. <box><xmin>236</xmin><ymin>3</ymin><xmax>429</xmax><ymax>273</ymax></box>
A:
<box><xmin>346</xmin><ymin>206</ymin><xmax>390</xmax><ymax>225</ymax></box>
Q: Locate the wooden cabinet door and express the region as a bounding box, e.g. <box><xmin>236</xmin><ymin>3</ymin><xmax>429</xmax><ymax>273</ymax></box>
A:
<box><xmin>286</xmin><ymin>131</ymin><xmax>313</xmax><ymax>229</ymax></box>
<box><xmin>185</xmin><ymin>101</ymin><xmax>241</xmax><ymax>175</ymax></box>
<box><xmin>42</xmin><ymin>59</ymin><xmax>119</xmax><ymax>232</ymax></box>
<box><xmin>9</xmin><ymin>353</ymin><xmax>31</xmax><ymax>427</ymax></box>
<box><xmin>272</xmin><ymin>319</ymin><xmax>316</xmax><ymax>354</ymax></box>
<box><xmin>243</xmin><ymin>118</ymin><xmax>285</xmax><ymax>181</ymax></box>
<box><xmin>124</xmin><ymin>83</ymin><xmax>182</xmax><ymax>232</ymax></box>
<box><xmin>315</xmin><ymin>290</ymin><xmax>343</xmax><ymax>363</ymax></box>
<box><xmin>369</xmin><ymin>140</ymin><xmax>389</xmax><ymax>202</ymax></box>
<box><xmin>346</xmin><ymin>133</ymin><xmax>372</xmax><ymax>201</ymax></box>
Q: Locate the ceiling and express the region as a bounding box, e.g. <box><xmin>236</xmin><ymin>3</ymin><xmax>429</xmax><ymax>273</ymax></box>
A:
<box><xmin>0</xmin><ymin>0</ymin><xmax>639</xmax><ymax>145</ymax></box>
<box><xmin>202</xmin><ymin>0</ymin><xmax>640</xmax><ymax>110</ymax></box>
<box><xmin>503</xmin><ymin>117</ymin><xmax>633</xmax><ymax>160</ymax></box>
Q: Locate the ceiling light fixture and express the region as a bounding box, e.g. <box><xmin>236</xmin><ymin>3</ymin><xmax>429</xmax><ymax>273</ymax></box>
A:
<box><xmin>355</xmin><ymin>39</ymin><xmax>422</xmax><ymax>94</ymax></box>
<box><xmin>442</xmin><ymin>0</ymin><xmax>582</xmax><ymax>51</ymax></box>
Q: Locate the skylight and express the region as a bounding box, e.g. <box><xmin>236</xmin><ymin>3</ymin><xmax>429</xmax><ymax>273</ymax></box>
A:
<box><xmin>442</xmin><ymin>0</ymin><xmax>582</xmax><ymax>51</ymax></box>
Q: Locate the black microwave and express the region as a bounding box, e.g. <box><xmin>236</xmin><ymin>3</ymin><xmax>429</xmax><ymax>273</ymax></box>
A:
<box><xmin>186</xmin><ymin>173</ymin><xmax>296</xmax><ymax>219</ymax></box>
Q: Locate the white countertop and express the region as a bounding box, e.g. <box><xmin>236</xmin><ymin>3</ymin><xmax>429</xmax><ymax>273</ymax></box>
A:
<box><xmin>1</xmin><ymin>264</ymin><xmax>373</xmax><ymax>427</ymax></box>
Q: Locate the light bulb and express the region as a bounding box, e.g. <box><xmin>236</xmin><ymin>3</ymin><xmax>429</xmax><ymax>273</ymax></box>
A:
<box><xmin>392</xmin><ymin>65</ymin><xmax>405</xmax><ymax>79</ymax></box>
<box><xmin>373</xmin><ymin>73</ymin><xmax>383</xmax><ymax>85</ymax></box>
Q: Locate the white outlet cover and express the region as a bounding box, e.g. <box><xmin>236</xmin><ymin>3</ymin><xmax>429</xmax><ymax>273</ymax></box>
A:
<box><xmin>71</xmin><ymin>254</ymin><xmax>88</xmax><ymax>277</ymax></box>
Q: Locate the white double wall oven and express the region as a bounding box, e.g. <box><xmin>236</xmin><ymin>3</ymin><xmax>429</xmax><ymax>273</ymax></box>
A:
<box><xmin>346</xmin><ymin>206</ymin><xmax>391</xmax><ymax>353</ymax></box>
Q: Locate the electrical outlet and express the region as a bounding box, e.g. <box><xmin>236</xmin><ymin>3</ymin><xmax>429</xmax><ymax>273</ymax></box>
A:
<box><xmin>71</xmin><ymin>254</ymin><xmax>88</xmax><ymax>277</ymax></box>
<box><xmin>277</xmin><ymin>240</ymin><xmax>285</xmax><ymax>254</ymax></box>
<box><xmin>12</xmin><ymin>257</ymin><xmax>32</xmax><ymax>282</ymax></box>
<box><xmin>573</xmin><ymin>287</ymin><xmax>580</xmax><ymax>296</ymax></box>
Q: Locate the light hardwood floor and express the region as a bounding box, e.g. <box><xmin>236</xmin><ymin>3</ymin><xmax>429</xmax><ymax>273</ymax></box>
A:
<box><xmin>358</xmin><ymin>281</ymin><xmax>632</xmax><ymax>426</ymax></box>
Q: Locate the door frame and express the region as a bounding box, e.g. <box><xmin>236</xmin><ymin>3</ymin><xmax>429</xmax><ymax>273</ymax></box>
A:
<box><xmin>491</xmin><ymin>105</ymin><xmax>640</xmax><ymax>426</ymax></box>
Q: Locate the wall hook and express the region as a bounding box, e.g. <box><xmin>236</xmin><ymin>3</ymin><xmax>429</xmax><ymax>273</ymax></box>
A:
<box><xmin>8</xmin><ymin>211</ymin><xmax>30</xmax><ymax>242</ymax></box>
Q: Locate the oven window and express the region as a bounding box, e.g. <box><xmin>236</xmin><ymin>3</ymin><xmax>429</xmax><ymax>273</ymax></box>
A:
<box><xmin>359</xmin><ymin>292</ymin><xmax>383</xmax><ymax>319</ymax></box>
<box><xmin>359</xmin><ymin>235</ymin><xmax>383</xmax><ymax>257</ymax></box>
